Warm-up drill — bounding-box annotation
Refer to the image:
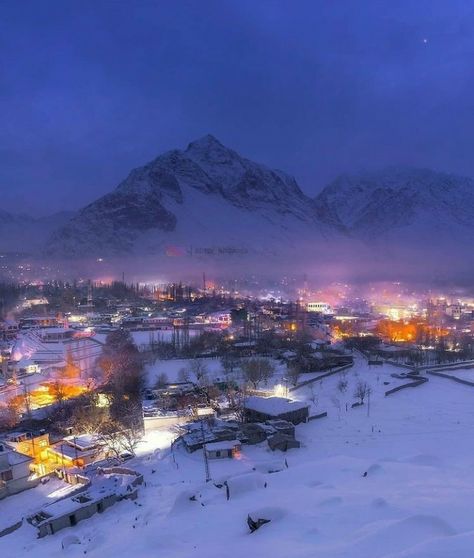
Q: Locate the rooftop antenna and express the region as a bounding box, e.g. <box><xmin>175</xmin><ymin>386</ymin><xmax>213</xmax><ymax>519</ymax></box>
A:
<box><xmin>202</xmin><ymin>272</ymin><xmax>207</xmax><ymax>293</ymax></box>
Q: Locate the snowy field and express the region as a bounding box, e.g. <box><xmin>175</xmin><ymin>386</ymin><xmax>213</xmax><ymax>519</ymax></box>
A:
<box><xmin>3</xmin><ymin>357</ymin><xmax>474</xmax><ymax>557</ymax></box>
<box><xmin>145</xmin><ymin>355</ymin><xmax>288</xmax><ymax>388</ymax></box>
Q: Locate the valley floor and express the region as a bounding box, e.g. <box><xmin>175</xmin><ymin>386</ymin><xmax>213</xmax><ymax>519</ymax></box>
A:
<box><xmin>2</xmin><ymin>356</ymin><xmax>474</xmax><ymax>558</ymax></box>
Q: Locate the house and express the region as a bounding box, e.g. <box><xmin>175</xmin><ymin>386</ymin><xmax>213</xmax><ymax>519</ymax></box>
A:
<box><xmin>267</xmin><ymin>433</ymin><xmax>301</xmax><ymax>452</ymax></box>
<box><xmin>239</xmin><ymin>423</ymin><xmax>268</xmax><ymax>445</ymax></box>
<box><xmin>47</xmin><ymin>434</ymin><xmax>102</xmax><ymax>469</ymax></box>
<box><xmin>27</xmin><ymin>469</ymin><xmax>142</xmax><ymax>537</ymax></box>
<box><xmin>2</xmin><ymin>431</ymin><xmax>51</xmax><ymax>476</ymax></box>
<box><xmin>244</xmin><ymin>396</ymin><xmax>310</xmax><ymax>425</ymax></box>
<box><xmin>10</xmin><ymin>328</ymin><xmax>102</xmax><ymax>379</ymax></box>
<box><xmin>0</xmin><ymin>443</ymin><xmax>37</xmax><ymax>499</ymax></box>
<box><xmin>205</xmin><ymin>440</ymin><xmax>241</xmax><ymax>459</ymax></box>
<box><xmin>265</xmin><ymin>419</ymin><xmax>295</xmax><ymax>437</ymax></box>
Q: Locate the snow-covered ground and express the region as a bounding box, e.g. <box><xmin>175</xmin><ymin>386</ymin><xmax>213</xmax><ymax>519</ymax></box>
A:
<box><xmin>431</xmin><ymin>367</ymin><xmax>474</xmax><ymax>382</ymax></box>
<box><xmin>3</xmin><ymin>356</ymin><xmax>474</xmax><ymax>557</ymax></box>
<box><xmin>145</xmin><ymin>356</ymin><xmax>287</xmax><ymax>388</ymax></box>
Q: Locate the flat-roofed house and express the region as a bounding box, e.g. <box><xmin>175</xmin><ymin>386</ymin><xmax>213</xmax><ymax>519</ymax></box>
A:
<box><xmin>244</xmin><ymin>396</ymin><xmax>309</xmax><ymax>425</ymax></box>
<box><xmin>0</xmin><ymin>443</ymin><xmax>36</xmax><ymax>499</ymax></box>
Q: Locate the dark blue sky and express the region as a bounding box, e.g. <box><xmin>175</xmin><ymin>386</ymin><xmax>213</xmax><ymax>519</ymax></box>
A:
<box><xmin>1</xmin><ymin>1</ymin><xmax>474</xmax><ymax>215</ymax></box>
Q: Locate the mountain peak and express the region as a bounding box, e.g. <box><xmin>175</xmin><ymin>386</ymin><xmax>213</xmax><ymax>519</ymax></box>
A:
<box><xmin>184</xmin><ymin>134</ymin><xmax>240</xmax><ymax>168</ymax></box>
<box><xmin>185</xmin><ymin>134</ymin><xmax>227</xmax><ymax>154</ymax></box>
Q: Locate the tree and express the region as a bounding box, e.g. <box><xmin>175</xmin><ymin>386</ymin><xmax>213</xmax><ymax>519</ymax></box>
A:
<box><xmin>98</xmin><ymin>420</ymin><xmax>125</xmax><ymax>459</ymax></box>
<box><xmin>190</xmin><ymin>360</ymin><xmax>208</xmax><ymax>383</ymax></box>
<box><xmin>307</xmin><ymin>383</ymin><xmax>318</xmax><ymax>406</ymax></box>
<box><xmin>70</xmin><ymin>395</ymin><xmax>107</xmax><ymax>434</ymax></box>
<box><xmin>178</xmin><ymin>367</ymin><xmax>191</xmax><ymax>383</ymax></box>
<box><xmin>287</xmin><ymin>362</ymin><xmax>301</xmax><ymax>386</ymax></box>
<box><xmin>155</xmin><ymin>372</ymin><xmax>169</xmax><ymax>389</ymax></box>
<box><xmin>241</xmin><ymin>358</ymin><xmax>275</xmax><ymax>389</ymax></box>
<box><xmin>99</xmin><ymin>329</ymin><xmax>144</xmax><ymax>426</ymax></box>
<box><xmin>50</xmin><ymin>380</ymin><xmax>66</xmax><ymax>406</ymax></box>
<box><xmin>221</xmin><ymin>354</ymin><xmax>239</xmax><ymax>376</ymax></box>
<box><xmin>0</xmin><ymin>401</ymin><xmax>21</xmax><ymax>429</ymax></box>
<box><xmin>337</xmin><ymin>379</ymin><xmax>348</xmax><ymax>394</ymax></box>
<box><xmin>331</xmin><ymin>395</ymin><xmax>342</xmax><ymax>420</ymax></box>
<box><xmin>354</xmin><ymin>381</ymin><xmax>369</xmax><ymax>404</ymax></box>
<box><xmin>98</xmin><ymin>402</ymin><xmax>143</xmax><ymax>458</ymax></box>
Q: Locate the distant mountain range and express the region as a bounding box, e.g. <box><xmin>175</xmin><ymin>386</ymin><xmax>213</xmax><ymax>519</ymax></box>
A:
<box><xmin>3</xmin><ymin>135</ymin><xmax>474</xmax><ymax>263</ymax></box>
<box><xmin>0</xmin><ymin>210</ymin><xmax>75</xmax><ymax>254</ymax></box>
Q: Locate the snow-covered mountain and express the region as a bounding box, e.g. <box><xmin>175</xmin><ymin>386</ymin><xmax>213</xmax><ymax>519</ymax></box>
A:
<box><xmin>313</xmin><ymin>167</ymin><xmax>474</xmax><ymax>246</ymax></box>
<box><xmin>35</xmin><ymin>142</ymin><xmax>474</xmax><ymax>266</ymax></box>
<box><xmin>45</xmin><ymin>135</ymin><xmax>327</xmax><ymax>257</ymax></box>
<box><xmin>0</xmin><ymin>210</ymin><xmax>75</xmax><ymax>254</ymax></box>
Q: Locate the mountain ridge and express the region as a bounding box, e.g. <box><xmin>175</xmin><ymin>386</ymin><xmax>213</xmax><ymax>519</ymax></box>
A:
<box><xmin>3</xmin><ymin>136</ymin><xmax>474</xmax><ymax>260</ymax></box>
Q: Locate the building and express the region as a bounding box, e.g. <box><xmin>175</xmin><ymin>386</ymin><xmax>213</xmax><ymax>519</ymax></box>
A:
<box><xmin>0</xmin><ymin>443</ymin><xmax>36</xmax><ymax>499</ymax></box>
<box><xmin>27</xmin><ymin>469</ymin><xmax>143</xmax><ymax>537</ymax></box>
<box><xmin>0</xmin><ymin>319</ymin><xmax>18</xmax><ymax>341</ymax></box>
<box><xmin>306</xmin><ymin>302</ymin><xmax>333</xmax><ymax>315</ymax></box>
<box><xmin>2</xmin><ymin>431</ymin><xmax>51</xmax><ymax>476</ymax></box>
<box><xmin>244</xmin><ymin>396</ymin><xmax>310</xmax><ymax>425</ymax></box>
<box><xmin>10</xmin><ymin>328</ymin><xmax>102</xmax><ymax>379</ymax></box>
<box><xmin>47</xmin><ymin>435</ymin><xmax>102</xmax><ymax>469</ymax></box>
<box><xmin>267</xmin><ymin>432</ymin><xmax>301</xmax><ymax>452</ymax></box>
<box><xmin>205</xmin><ymin>440</ymin><xmax>241</xmax><ymax>459</ymax></box>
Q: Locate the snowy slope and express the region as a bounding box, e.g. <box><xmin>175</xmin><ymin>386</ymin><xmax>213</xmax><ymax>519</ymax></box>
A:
<box><xmin>313</xmin><ymin>167</ymin><xmax>474</xmax><ymax>245</ymax></box>
<box><xmin>4</xmin><ymin>357</ymin><xmax>474</xmax><ymax>557</ymax></box>
<box><xmin>45</xmin><ymin>135</ymin><xmax>327</xmax><ymax>257</ymax></box>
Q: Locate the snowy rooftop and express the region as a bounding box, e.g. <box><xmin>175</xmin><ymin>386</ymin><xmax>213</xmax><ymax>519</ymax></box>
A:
<box><xmin>64</xmin><ymin>434</ymin><xmax>99</xmax><ymax>450</ymax></box>
<box><xmin>244</xmin><ymin>396</ymin><xmax>309</xmax><ymax>416</ymax></box>
<box><xmin>205</xmin><ymin>440</ymin><xmax>241</xmax><ymax>452</ymax></box>
<box><xmin>0</xmin><ymin>446</ymin><xmax>33</xmax><ymax>467</ymax></box>
<box><xmin>49</xmin><ymin>442</ymin><xmax>97</xmax><ymax>460</ymax></box>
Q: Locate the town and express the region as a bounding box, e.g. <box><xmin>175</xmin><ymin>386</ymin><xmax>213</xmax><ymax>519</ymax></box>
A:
<box><xmin>0</xmin><ymin>275</ymin><xmax>474</xmax><ymax>548</ymax></box>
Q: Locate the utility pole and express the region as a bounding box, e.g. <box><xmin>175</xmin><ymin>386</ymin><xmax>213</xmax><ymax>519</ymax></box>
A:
<box><xmin>23</xmin><ymin>381</ymin><xmax>32</xmax><ymax>422</ymax></box>
<box><xmin>367</xmin><ymin>387</ymin><xmax>371</xmax><ymax>417</ymax></box>
<box><xmin>200</xmin><ymin>420</ymin><xmax>211</xmax><ymax>482</ymax></box>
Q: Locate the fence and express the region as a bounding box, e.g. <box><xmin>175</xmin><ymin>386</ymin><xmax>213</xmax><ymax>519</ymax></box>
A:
<box><xmin>426</xmin><ymin>370</ymin><xmax>474</xmax><ymax>387</ymax></box>
<box><xmin>307</xmin><ymin>411</ymin><xmax>328</xmax><ymax>421</ymax></box>
<box><xmin>290</xmin><ymin>363</ymin><xmax>354</xmax><ymax>392</ymax></box>
<box><xmin>384</xmin><ymin>374</ymin><xmax>428</xmax><ymax>396</ymax></box>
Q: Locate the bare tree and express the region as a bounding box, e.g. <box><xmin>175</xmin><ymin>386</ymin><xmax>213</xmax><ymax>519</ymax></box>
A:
<box><xmin>155</xmin><ymin>372</ymin><xmax>169</xmax><ymax>389</ymax></box>
<box><xmin>354</xmin><ymin>380</ymin><xmax>369</xmax><ymax>404</ymax></box>
<box><xmin>119</xmin><ymin>422</ymin><xmax>143</xmax><ymax>456</ymax></box>
<box><xmin>178</xmin><ymin>367</ymin><xmax>191</xmax><ymax>383</ymax></box>
<box><xmin>331</xmin><ymin>395</ymin><xmax>342</xmax><ymax>420</ymax></box>
<box><xmin>190</xmin><ymin>359</ymin><xmax>208</xmax><ymax>383</ymax></box>
<box><xmin>231</xmin><ymin>389</ymin><xmax>247</xmax><ymax>423</ymax></box>
<box><xmin>70</xmin><ymin>394</ymin><xmax>107</xmax><ymax>434</ymax></box>
<box><xmin>98</xmin><ymin>417</ymin><xmax>142</xmax><ymax>458</ymax></box>
<box><xmin>337</xmin><ymin>379</ymin><xmax>348</xmax><ymax>394</ymax></box>
<box><xmin>307</xmin><ymin>383</ymin><xmax>318</xmax><ymax>406</ymax></box>
<box><xmin>287</xmin><ymin>362</ymin><xmax>301</xmax><ymax>386</ymax></box>
<box><xmin>221</xmin><ymin>354</ymin><xmax>239</xmax><ymax>376</ymax></box>
<box><xmin>241</xmin><ymin>358</ymin><xmax>275</xmax><ymax>389</ymax></box>
<box><xmin>98</xmin><ymin>420</ymin><xmax>124</xmax><ymax>459</ymax></box>
<box><xmin>50</xmin><ymin>380</ymin><xmax>66</xmax><ymax>406</ymax></box>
